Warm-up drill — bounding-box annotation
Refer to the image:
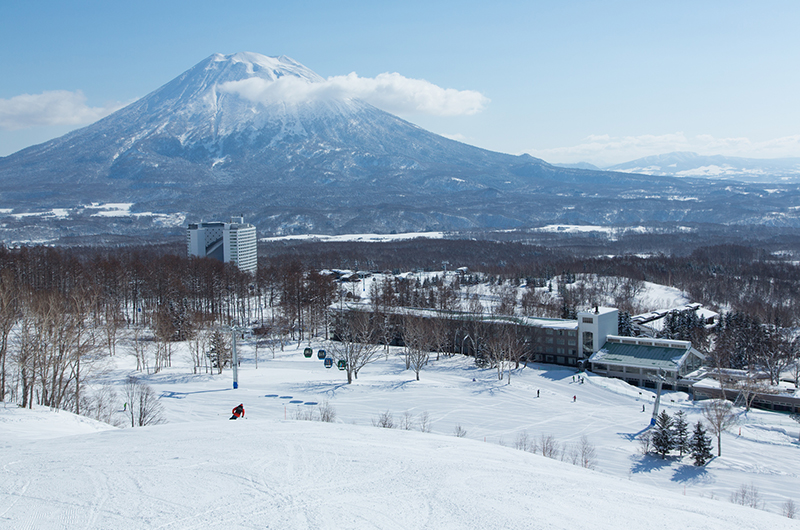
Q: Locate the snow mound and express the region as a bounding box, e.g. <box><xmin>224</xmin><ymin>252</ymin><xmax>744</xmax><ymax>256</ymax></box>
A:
<box><xmin>1</xmin><ymin>419</ymin><xmax>793</xmax><ymax>529</ymax></box>
<box><xmin>0</xmin><ymin>405</ymin><xmax>117</xmax><ymax>441</ymax></box>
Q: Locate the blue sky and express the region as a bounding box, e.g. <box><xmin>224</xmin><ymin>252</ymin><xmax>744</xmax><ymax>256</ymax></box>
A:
<box><xmin>2</xmin><ymin>0</ymin><xmax>799</xmax><ymax>165</ymax></box>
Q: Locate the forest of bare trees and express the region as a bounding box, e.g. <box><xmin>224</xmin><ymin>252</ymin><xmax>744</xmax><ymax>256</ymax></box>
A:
<box><xmin>0</xmin><ymin>246</ymin><xmax>335</xmax><ymax>413</ymax></box>
<box><xmin>2</xmin><ymin>238</ymin><xmax>799</xmax><ymax>412</ymax></box>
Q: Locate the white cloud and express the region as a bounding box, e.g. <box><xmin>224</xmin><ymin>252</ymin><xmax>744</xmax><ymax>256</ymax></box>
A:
<box><xmin>526</xmin><ymin>133</ymin><xmax>800</xmax><ymax>166</ymax></box>
<box><xmin>0</xmin><ymin>90</ymin><xmax>124</xmax><ymax>131</ymax></box>
<box><xmin>439</xmin><ymin>132</ymin><xmax>470</xmax><ymax>143</ymax></box>
<box><xmin>219</xmin><ymin>72</ymin><xmax>489</xmax><ymax>117</ymax></box>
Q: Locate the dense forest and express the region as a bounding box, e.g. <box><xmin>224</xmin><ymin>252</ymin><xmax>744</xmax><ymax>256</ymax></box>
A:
<box><xmin>1</xmin><ymin>237</ymin><xmax>798</xmax><ymax>417</ymax></box>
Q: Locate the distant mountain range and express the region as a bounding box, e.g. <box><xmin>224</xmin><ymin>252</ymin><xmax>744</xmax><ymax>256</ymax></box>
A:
<box><xmin>2</xmin><ymin>53</ymin><xmax>800</xmax><ymax>243</ymax></box>
<box><xmin>556</xmin><ymin>152</ymin><xmax>800</xmax><ymax>183</ymax></box>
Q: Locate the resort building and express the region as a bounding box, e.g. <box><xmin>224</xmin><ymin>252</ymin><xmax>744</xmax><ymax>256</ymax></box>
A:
<box><xmin>187</xmin><ymin>216</ymin><xmax>257</xmax><ymax>274</ymax></box>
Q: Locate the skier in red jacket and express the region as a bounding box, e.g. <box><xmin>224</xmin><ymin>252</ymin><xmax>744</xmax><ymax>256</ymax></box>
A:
<box><xmin>230</xmin><ymin>403</ymin><xmax>245</xmax><ymax>420</ymax></box>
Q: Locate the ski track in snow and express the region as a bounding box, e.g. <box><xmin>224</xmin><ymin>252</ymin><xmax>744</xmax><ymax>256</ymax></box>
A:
<box><xmin>2</xmin><ymin>341</ymin><xmax>800</xmax><ymax>528</ymax></box>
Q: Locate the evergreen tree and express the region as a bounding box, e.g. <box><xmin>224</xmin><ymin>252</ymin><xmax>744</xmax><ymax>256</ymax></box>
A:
<box><xmin>651</xmin><ymin>410</ymin><xmax>674</xmax><ymax>458</ymax></box>
<box><xmin>673</xmin><ymin>410</ymin><xmax>689</xmax><ymax>456</ymax></box>
<box><xmin>618</xmin><ymin>311</ymin><xmax>634</xmax><ymax>337</ymax></box>
<box><xmin>690</xmin><ymin>421</ymin><xmax>713</xmax><ymax>466</ymax></box>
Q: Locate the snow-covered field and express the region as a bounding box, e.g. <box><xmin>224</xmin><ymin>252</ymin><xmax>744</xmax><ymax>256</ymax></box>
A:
<box><xmin>260</xmin><ymin>231</ymin><xmax>448</xmax><ymax>243</ymax></box>
<box><xmin>2</xmin><ymin>337</ymin><xmax>799</xmax><ymax>528</ymax></box>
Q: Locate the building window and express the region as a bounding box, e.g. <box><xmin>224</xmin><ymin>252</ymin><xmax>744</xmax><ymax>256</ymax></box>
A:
<box><xmin>582</xmin><ymin>317</ymin><xmax>594</xmax><ymax>324</ymax></box>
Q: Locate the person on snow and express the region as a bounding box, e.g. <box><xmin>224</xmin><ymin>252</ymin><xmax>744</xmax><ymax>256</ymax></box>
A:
<box><xmin>230</xmin><ymin>403</ymin><xmax>245</xmax><ymax>420</ymax></box>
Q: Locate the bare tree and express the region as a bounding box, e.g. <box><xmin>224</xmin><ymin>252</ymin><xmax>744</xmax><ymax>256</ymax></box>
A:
<box><xmin>0</xmin><ymin>273</ymin><xmax>20</xmax><ymax>402</ymax></box>
<box><xmin>514</xmin><ymin>431</ymin><xmax>533</xmax><ymax>452</ymax></box>
<box><xmin>760</xmin><ymin>327</ymin><xmax>795</xmax><ymax>386</ymax></box>
<box><xmin>783</xmin><ymin>499</ymin><xmax>796</xmax><ymax>519</ymax></box>
<box><xmin>453</xmin><ymin>424</ymin><xmax>467</xmax><ymax>437</ymax></box>
<box><xmin>578</xmin><ymin>435</ymin><xmax>597</xmax><ymax>469</ymax></box>
<box><xmin>638</xmin><ymin>430</ymin><xmax>653</xmax><ymax>455</ymax></box>
<box><xmin>484</xmin><ymin>324</ymin><xmax>525</xmax><ymax>383</ymax></box>
<box><xmin>102</xmin><ymin>300</ymin><xmax>124</xmax><ymax>357</ymax></box>
<box><xmin>400</xmin><ymin>410</ymin><xmax>414</xmax><ymax>430</ymax></box>
<box><xmin>403</xmin><ymin>315</ymin><xmax>430</xmax><ymax>381</ymax></box>
<box><xmin>428</xmin><ymin>316</ymin><xmax>450</xmax><ymax>360</ymax></box>
<box><xmin>790</xmin><ymin>357</ymin><xmax>800</xmax><ymax>389</ymax></box>
<box><xmin>730</xmin><ymin>482</ymin><xmax>763</xmax><ymax>509</ymax></box>
<box><xmin>539</xmin><ymin>433</ymin><xmax>560</xmax><ymax>459</ymax></box>
<box><xmin>736</xmin><ymin>372</ymin><xmax>766</xmax><ymax>412</ymax></box>
<box><xmin>373</xmin><ymin>410</ymin><xmax>394</xmax><ymax>428</ymax></box>
<box><xmin>417</xmin><ymin>411</ymin><xmax>432</xmax><ymax>433</ymax></box>
<box><xmin>82</xmin><ymin>384</ymin><xmax>123</xmax><ymax>427</ymax></box>
<box><xmin>328</xmin><ymin>311</ymin><xmax>381</xmax><ymax>384</ymax></box>
<box><xmin>495</xmin><ymin>284</ymin><xmax>517</xmax><ymax>315</ymax></box>
<box><xmin>124</xmin><ymin>377</ymin><xmax>165</xmax><ymax>427</ymax></box>
<box><xmin>188</xmin><ymin>328</ymin><xmax>209</xmax><ymax>374</ymax></box>
<box><xmin>702</xmin><ymin>399</ymin><xmax>738</xmax><ymax>456</ymax></box>
<box><xmin>318</xmin><ymin>400</ymin><xmax>336</xmax><ymax>422</ymax></box>
<box><xmin>207</xmin><ymin>329</ymin><xmax>230</xmax><ymax>374</ymax></box>
<box><xmin>130</xmin><ymin>327</ymin><xmax>152</xmax><ymax>373</ymax></box>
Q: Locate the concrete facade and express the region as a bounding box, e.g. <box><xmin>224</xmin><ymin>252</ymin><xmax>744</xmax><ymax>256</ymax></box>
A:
<box><xmin>187</xmin><ymin>216</ymin><xmax>257</xmax><ymax>274</ymax></box>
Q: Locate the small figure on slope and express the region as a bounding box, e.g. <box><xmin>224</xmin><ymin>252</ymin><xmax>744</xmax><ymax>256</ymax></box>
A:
<box><xmin>230</xmin><ymin>403</ymin><xmax>245</xmax><ymax>420</ymax></box>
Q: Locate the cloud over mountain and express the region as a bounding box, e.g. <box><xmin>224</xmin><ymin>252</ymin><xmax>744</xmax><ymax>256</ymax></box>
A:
<box><xmin>219</xmin><ymin>71</ymin><xmax>489</xmax><ymax>116</ymax></box>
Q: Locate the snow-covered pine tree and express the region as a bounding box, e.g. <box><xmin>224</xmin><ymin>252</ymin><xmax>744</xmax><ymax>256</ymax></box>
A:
<box><xmin>651</xmin><ymin>410</ymin><xmax>674</xmax><ymax>458</ymax></box>
<box><xmin>690</xmin><ymin>421</ymin><xmax>713</xmax><ymax>466</ymax></box>
<box><xmin>673</xmin><ymin>409</ymin><xmax>689</xmax><ymax>456</ymax></box>
<box><xmin>618</xmin><ymin>311</ymin><xmax>634</xmax><ymax>337</ymax></box>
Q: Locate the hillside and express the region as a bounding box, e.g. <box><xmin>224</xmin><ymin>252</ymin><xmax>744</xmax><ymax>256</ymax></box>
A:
<box><xmin>2</xmin><ymin>406</ymin><xmax>794</xmax><ymax>529</ymax></box>
<box><xmin>2</xmin><ymin>336</ymin><xmax>799</xmax><ymax>527</ymax></box>
<box><xmin>2</xmin><ymin>53</ymin><xmax>800</xmax><ymax>242</ymax></box>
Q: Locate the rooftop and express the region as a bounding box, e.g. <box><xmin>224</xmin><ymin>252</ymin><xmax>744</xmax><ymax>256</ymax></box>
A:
<box><xmin>589</xmin><ymin>335</ymin><xmax>693</xmax><ymax>370</ymax></box>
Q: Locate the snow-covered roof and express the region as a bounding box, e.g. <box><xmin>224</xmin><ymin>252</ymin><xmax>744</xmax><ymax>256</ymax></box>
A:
<box><xmin>341</xmin><ymin>304</ymin><xmax>578</xmax><ymax>330</ymax></box>
<box><xmin>589</xmin><ymin>335</ymin><xmax>698</xmax><ymax>370</ymax></box>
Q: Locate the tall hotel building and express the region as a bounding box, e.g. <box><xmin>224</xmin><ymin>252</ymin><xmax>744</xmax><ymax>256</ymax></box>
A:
<box><xmin>187</xmin><ymin>216</ymin><xmax>257</xmax><ymax>274</ymax></box>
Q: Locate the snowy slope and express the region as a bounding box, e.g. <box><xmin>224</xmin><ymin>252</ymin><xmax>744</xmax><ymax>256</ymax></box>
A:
<box><xmin>3</xmin><ymin>340</ymin><xmax>800</xmax><ymax>528</ymax></box>
<box><xmin>2</xmin><ymin>410</ymin><xmax>795</xmax><ymax>528</ymax></box>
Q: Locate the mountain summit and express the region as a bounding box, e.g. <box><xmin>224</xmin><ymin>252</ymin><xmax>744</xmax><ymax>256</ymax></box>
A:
<box><xmin>1</xmin><ymin>53</ymin><xmax>798</xmax><ymax>240</ymax></box>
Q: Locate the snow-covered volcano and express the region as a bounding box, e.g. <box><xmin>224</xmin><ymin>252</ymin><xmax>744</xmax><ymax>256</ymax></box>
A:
<box><xmin>1</xmin><ymin>53</ymin><xmax>799</xmax><ymax>240</ymax></box>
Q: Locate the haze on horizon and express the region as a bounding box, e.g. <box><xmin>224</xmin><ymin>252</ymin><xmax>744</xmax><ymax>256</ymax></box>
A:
<box><xmin>1</xmin><ymin>1</ymin><xmax>799</xmax><ymax>166</ymax></box>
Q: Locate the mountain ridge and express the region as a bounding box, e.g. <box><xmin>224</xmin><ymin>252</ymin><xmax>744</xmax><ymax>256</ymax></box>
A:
<box><xmin>1</xmin><ymin>53</ymin><xmax>800</xmax><ymax>241</ymax></box>
<box><xmin>558</xmin><ymin>151</ymin><xmax>800</xmax><ymax>183</ymax></box>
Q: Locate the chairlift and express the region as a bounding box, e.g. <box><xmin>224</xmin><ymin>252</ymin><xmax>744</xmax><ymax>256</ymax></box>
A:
<box><xmin>303</xmin><ymin>347</ymin><xmax>313</xmax><ymax>358</ymax></box>
<box><xmin>337</xmin><ymin>359</ymin><xmax>347</xmax><ymax>371</ymax></box>
<box><xmin>324</xmin><ymin>357</ymin><xmax>333</xmax><ymax>369</ymax></box>
<box><xmin>317</xmin><ymin>349</ymin><xmax>326</xmax><ymax>359</ymax></box>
